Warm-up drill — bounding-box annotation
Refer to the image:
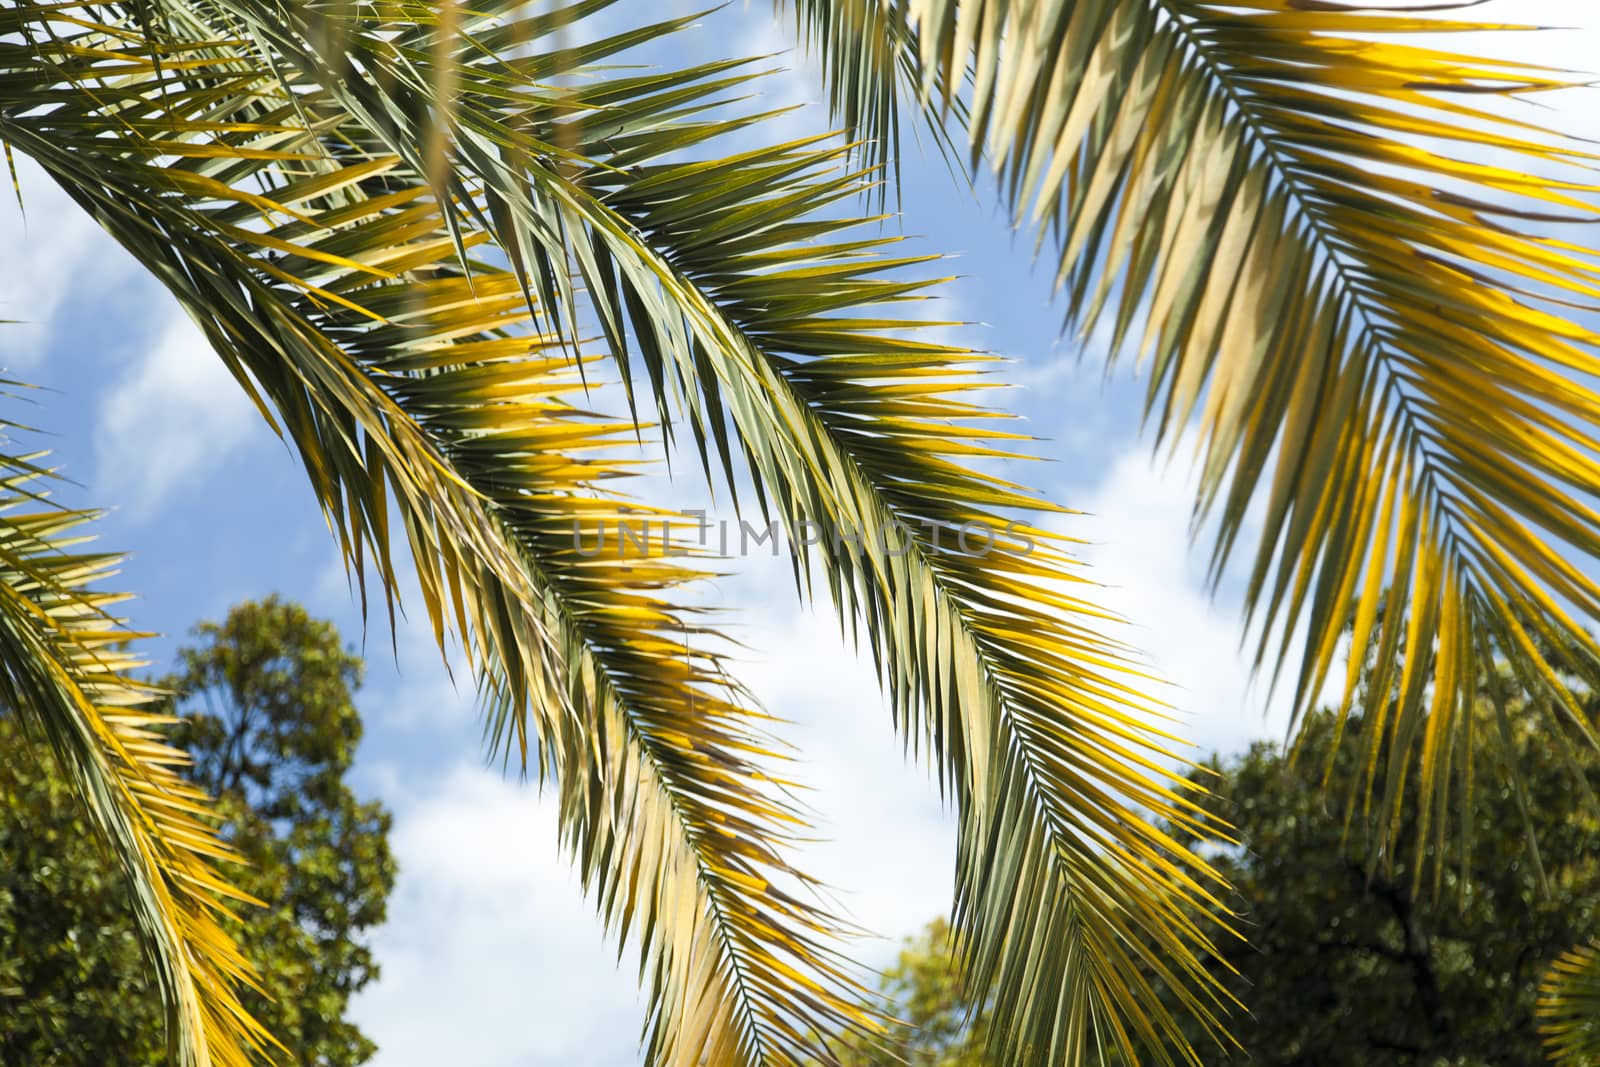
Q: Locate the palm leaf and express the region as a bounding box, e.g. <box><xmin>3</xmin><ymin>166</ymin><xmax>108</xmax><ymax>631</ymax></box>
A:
<box><xmin>798</xmin><ymin>0</ymin><xmax>1600</xmax><ymax>867</ymax></box>
<box><xmin>0</xmin><ymin>5</ymin><xmax>876</xmax><ymax>1064</ymax></box>
<box><xmin>579</xmin><ymin>138</ymin><xmax>1242</xmax><ymax>1064</ymax></box>
<box><xmin>0</xmin><ymin>402</ymin><xmax>275</xmax><ymax>1067</ymax></box>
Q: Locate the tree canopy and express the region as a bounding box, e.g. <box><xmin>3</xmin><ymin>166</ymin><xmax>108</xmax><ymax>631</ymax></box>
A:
<box><xmin>1180</xmin><ymin>707</ymin><xmax>1600</xmax><ymax>1064</ymax></box>
<box><xmin>0</xmin><ymin>598</ymin><xmax>394</xmax><ymax>1066</ymax></box>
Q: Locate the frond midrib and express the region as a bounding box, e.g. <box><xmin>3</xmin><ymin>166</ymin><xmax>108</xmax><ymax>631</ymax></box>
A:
<box><xmin>498</xmin><ymin>523</ymin><xmax>805</xmax><ymax>1067</ymax></box>
<box><xmin>1149</xmin><ymin>0</ymin><xmax>1495</xmax><ymax>591</ymax></box>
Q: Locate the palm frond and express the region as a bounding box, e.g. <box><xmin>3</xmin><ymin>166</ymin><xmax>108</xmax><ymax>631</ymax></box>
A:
<box><xmin>0</xmin><ymin>405</ymin><xmax>274</xmax><ymax>1066</ymax></box>
<box><xmin>580</xmin><ymin>136</ymin><xmax>1242</xmax><ymax>1064</ymax></box>
<box><xmin>0</xmin><ymin>5</ymin><xmax>875</xmax><ymax>1063</ymax></box>
<box><xmin>799</xmin><ymin>0</ymin><xmax>1600</xmax><ymax>862</ymax></box>
<box><xmin>177</xmin><ymin>4</ymin><xmax>1245</xmax><ymax>1062</ymax></box>
<box><xmin>356</xmin><ymin>311</ymin><xmax>876</xmax><ymax>1066</ymax></box>
<box><xmin>1542</xmin><ymin>941</ymin><xmax>1600</xmax><ymax>1065</ymax></box>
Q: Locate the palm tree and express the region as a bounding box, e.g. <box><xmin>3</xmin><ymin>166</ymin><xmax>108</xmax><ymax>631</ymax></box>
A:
<box><xmin>3</xmin><ymin>0</ymin><xmax>1598</xmax><ymax>1064</ymax></box>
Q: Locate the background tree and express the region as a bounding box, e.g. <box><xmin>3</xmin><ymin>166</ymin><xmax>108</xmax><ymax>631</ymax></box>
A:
<box><xmin>1171</xmin><ymin>702</ymin><xmax>1600</xmax><ymax>1066</ymax></box>
<box><xmin>821</xmin><ymin>920</ymin><xmax>987</xmax><ymax>1067</ymax></box>
<box><xmin>827</xmin><ymin>659</ymin><xmax>1600</xmax><ymax>1066</ymax></box>
<box><xmin>0</xmin><ymin>598</ymin><xmax>395</xmax><ymax>1066</ymax></box>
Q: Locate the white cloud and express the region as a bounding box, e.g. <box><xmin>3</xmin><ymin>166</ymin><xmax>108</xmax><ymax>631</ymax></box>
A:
<box><xmin>94</xmin><ymin>309</ymin><xmax>266</xmax><ymax>516</ymax></box>
<box><xmin>0</xmin><ymin>156</ymin><xmax>136</xmax><ymax>367</ymax></box>
<box><xmin>350</xmin><ymin>763</ymin><xmax>642</xmax><ymax>1067</ymax></box>
<box><xmin>726</xmin><ymin>13</ymin><xmax>831</xmax><ymax>150</ymax></box>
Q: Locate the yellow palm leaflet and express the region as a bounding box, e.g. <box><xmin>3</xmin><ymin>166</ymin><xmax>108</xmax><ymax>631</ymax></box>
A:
<box><xmin>1542</xmin><ymin>940</ymin><xmax>1600</xmax><ymax>1065</ymax></box>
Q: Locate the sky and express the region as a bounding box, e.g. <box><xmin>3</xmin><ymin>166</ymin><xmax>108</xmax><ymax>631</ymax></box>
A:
<box><xmin>3</xmin><ymin>3</ymin><xmax>1598</xmax><ymax>1065</ymax></box>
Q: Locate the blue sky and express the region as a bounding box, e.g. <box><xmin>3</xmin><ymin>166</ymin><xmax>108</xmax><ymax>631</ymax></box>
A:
<box><xmin>3</xmin><ymin>3</ymin><xmax>1598</xmax><ymax>1064</ymax></box>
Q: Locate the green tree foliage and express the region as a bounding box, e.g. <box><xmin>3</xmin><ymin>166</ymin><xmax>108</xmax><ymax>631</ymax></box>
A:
<box><xmin>0</xmin><ymin>598</ymin><xmax>395</xmax><ymax>1066</ymax></box>
<box><xmin>0</xmin><ymin>716</ymin><xmax>170</xmax><ymax>1064</ymax></box>
<box><xmin>824</xmin><ymin>920</ymin><xmax>987</xmax><ymax>1067</ymax></box>
<box><xmin>831</xmin><ymin>662</ymin><xmax>1600</xmax><ymax>1066</ymax></box>
<box><xmin>1177</xmin><ymin>703</ymin><xmax>1600</xmax><ymax>1065</ymax></box>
